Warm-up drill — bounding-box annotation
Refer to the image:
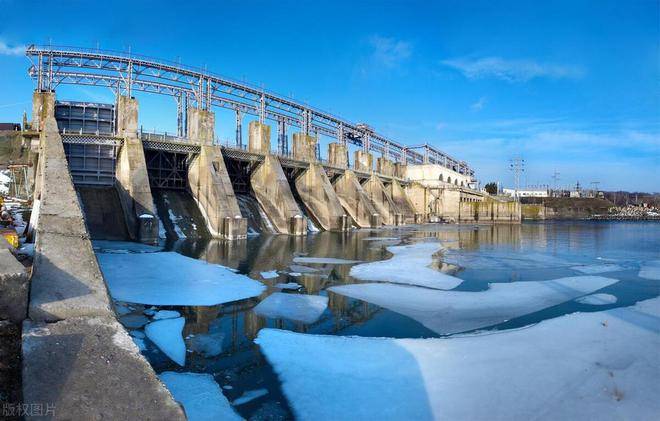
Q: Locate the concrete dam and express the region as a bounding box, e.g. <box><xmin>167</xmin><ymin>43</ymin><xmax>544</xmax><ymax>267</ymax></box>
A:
<box><xmin>1</xmin><ymin>45</ymin><xmax>521</xmax><ymax>419</ymax></box>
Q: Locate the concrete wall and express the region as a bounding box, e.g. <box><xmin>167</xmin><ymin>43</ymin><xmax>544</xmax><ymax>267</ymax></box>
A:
<box><xmin>354</xmin><ymin>151</ymin><xmax>373</xmax><ymax>172</ymax></box>
<box><xmin>188</xmin><ymin>145</ymin><xmax>247</xmax><ymax>239</ymax></box>
<box><xmin>295</xmin><ymin>163</ymin><xmax>348</xmax><ymax>231</ymax></box>
<box><xmin>389</xmin><ymin>180</ymin><xmax>416</xmax><ymax>223</ymax></box>
<box><xmin>115</xmin><ymin>96</ymin><xmax>158</xmax><ymax>244</ymax></box>
<box><xmin>0</xmin><ymin>248</ymin><xmax>28</xmax><ymax>323</ymax></box>
<box><xmin>362</xmin><ymin>175</ymin><xmax>400</xmax><ymax>225</ymax></box>
<box><xmin>248</xmin><ymin>121</ymin><xmax>271</xmax><ymax>154</ymax></box>
<box><xmin>328</xmin><ymin>142</ymin><xmax>348</xmax><ymax>168</ymax></box>
<box><xmin>251</xmin><ymin>155</ymin><xmax>306</xmax><ymax>235</ymax></box>
<box><xmin>333</xmin><ymin>170</ymin><xmax>379</xmax><ymax>227</ymax></box>
<box><xmin>292</xmin><ymin>133</ymin><xmax>317</xmax><ymax>162</ymax></box>
<box><xmin>458</xmin><ymin>199</ymin><xmax>521</xmax><ymax>223</ymax></box>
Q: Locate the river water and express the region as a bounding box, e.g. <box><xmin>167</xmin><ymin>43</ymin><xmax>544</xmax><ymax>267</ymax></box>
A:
<box><xmin>94</xmin><ymin>221</ymin><xmax>660</xmax><ymax>419</ymax></box>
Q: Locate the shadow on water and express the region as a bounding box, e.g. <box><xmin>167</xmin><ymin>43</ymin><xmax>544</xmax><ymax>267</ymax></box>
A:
<box><xmin>101</xmin><ymin>221</ymin><xmax>660</xmax><ymax>419</ymax></box>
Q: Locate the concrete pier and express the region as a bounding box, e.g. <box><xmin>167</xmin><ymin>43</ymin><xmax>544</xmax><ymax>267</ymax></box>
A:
<box><xmin>248</xmin><ymin>121</ymin><xmax>271</xmax><ymax>154</ymax></box>
<box><xmin>187</xmin><ymin>107</ymin><xmax>247</xmax><ymax>239</ymax></box>
<box><xmin>0</xmin><ymin>248</ymin><xmax>28</xmax><ymax>323</ymax></box>
<box><xmin>115</xmin><ymin>96</ymin><xmax>158</xmax><ymax>244</ymax></box>
<box><xmin>292</xmin><ymin>133</ymin><xmax>318</xmax><ymax>162</ymax></box>
<box><xmin>389</xmin><ymin>180</ymin><xmax>416</xmax><ymax>223</ymax></box>
<box><xmin>328</xmin><ymin>142</ymin><xmax>348</xmax><ymax>168</ymax></box>
<box><xmin>247</xmin><ymin>124</ymin><xmax>306</xmax><ymax>235</ymax></box>
<box><xmin>295</xmin><ymin>162</ymin><xmax>349</xmax><ymax>231</ymax></box>
<box><xmin>362</xmin><ymin>175</ymin><xmax>400</xmax><ymax>225</ymax></box>
<box><xmin>376</xmin><ymin>157</ymin><xmax>395</xmax><ymax>177</ymax></box>
<box><xmin>333</xmin><ymin>170</ymin><xmax>380</xmax><ymax>228</ymax></box>
<box><xmin>354</xmin><ymin>151</ymin><xmax>373</xmax><ymax>172</ymax></box>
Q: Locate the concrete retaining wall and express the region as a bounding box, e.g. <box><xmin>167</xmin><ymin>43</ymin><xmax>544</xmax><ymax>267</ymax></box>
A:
<box><xmin>251</xmin><ymin>155</ymin><xmax>306</xmax><ymax>235</ymax></box>
<box><xmin>333</xmin><ymin>170</ymin><xmax>379</xmax><ymax>228</ymax></box>
<box><xmin>294</xmin><ymin>163</ymin><xmax>348</xmax><ymax>231</ymax></box>
<box><xmin>0</xmin><ymin>248</ymin><xmax>28</xmax><ymax>323</ymax></box>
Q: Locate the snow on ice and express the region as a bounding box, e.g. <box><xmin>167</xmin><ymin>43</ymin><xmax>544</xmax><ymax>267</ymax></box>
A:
<box><xmin>98</xmin><ymin>251</ymin><xmax>265</xmax><ymax>305</ymax></box>
<box><xmin>188</xmin><ymin>332</ymin><xmax>225</xmax><ymax>358</ymax></box>
<box><xmin>330</xmin><ymin>276</ymin><xmax>618</xmax><ymax>334</ymax></box>
<box><xmin>639</xmin><ymin>260</ymin><xmax>660</xmax><ymax>280</ymax></box>
<box><xmin>350</xmin><ymin>242</ymin><xmax>462</xmax><ymax>290</ymax></box>
<box><xmin>144</xmin><ymin>317</ymin><xmax>186</xmax><ymax>366</ymax></box>
<box><xmin>232</xmin><ymin>388</ymin><xmax>269</xmax><ymax>406</ymax></box>
<box><xmin>254</xmin><ymin>293</ymin><xmax>328</xmax><ymax>324</ymax></box>
<box><xmin>576</xmin><ymin>293</ymin><xmax>618</xmax><ymax>305</ymax></box>
<box><xmin>255</xmin><ymin>297</ymin><xmax>660</xmax><ymax>420</ymax></box>
<box><xmin>159</xmin><ymin>372</ymin><xmax>242</xmax><ymax>421</ymax></box>
<box><xmin>275</xmin><ymin>282</ymin><xmax>302</xmax><ymax>290</ymax></box>
<box><xmin>260</xmin><ymin>270</ymin><xmax>279</xmax><ymax>279</ymax></box>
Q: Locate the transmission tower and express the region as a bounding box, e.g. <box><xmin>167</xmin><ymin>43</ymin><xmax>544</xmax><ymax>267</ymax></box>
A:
<box><xmin>551</xmin><ymin>170</ymin><xmax>560</xmax><ymax>196</ymax></box>
<box><xmin>509</xmin><ymin>156</ymin><xmax>525</xmax><ymax>198</ymax></box>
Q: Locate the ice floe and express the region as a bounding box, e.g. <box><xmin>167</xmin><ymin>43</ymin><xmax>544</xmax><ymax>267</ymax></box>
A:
<box><xmin>98</xmin><ymin>251</ymin><xmax>265</xmax><ymax>306</ymax></box>
<box><xmin>254</xmin><ymin>293</ymin><xmax>328</xmax><ymax>324</ymax></box>
<box><xmin>330</xmin><ymin>276</ymin><xmax>619</xmax><ymax>334</ymax></box>
<box><xmin>571</xmin><ymin>263</ymin><xmax>623</xmax><ymax>274</ymax></box>
<box><xmin>131</xmin><ymin>337</ymin><xmax>146</xmax><ymax>352</ymax></box>
<box><xmin>256</xmin><ymin>297</ymin><xmax>660</xmax><ymax>420</ymax></box>
<box><xmin>152</xmin><ymin>310</ymin><xmax>181</xmax><ymax>320</ymax></box>
<box><xmin>639</xmin><ymin>260</ymin><xmax>660</xmax><ymax>280</ymax></box>
<box><xmin>443</xmin><ymin>249</ymin><xmax>576</xmax><ymax>270</ymax></box>
<box><xmin>260</xmin><ymin>270</ymin><xmax>279</xmax><ymax>279</ymax></box>
<box><xmin>145</xmin><ymin>317</ymin><xmax>186</xmax><ymax>366</ymax></box>
<box><xmin>159</xmin><ymin>372</ymin><xmax>242</xmax><ymax>421</ymax></box>
<box><xmin>288</xmin><ymin>264</ymin><xmax>319</xmax><ymax>273</ymax></box>
<box><xmin>119</xmin><ymin>314</ymin><xmax>149</xmax><ymax>329</ymax></box>
<box><xmin>350</xmin><ymin>242</ymin><xmax>462</xmax><ymax>290</ymax></box>
<box><xmin>233</xmin><ymin>388</ymin><xmax>269</xmax><ymax>406</ymax></box>
<box><xmin>292</xmin><ymin>257</ymin><xmax>362</xmax><ymax>265</ymax></box>
<box><xmin>93</xmin><ymin>240</ymin><xmax>162</xmax><ymax>254</ymax></box>
<box><xmin>576</xmin><ymin>293</ymin><xmax>618</xmax><ymax>305</ymax></box>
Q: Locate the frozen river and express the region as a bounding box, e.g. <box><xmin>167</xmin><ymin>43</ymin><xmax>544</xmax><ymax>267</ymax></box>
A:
<box><xmin>94</xmin><ymin>221</ymin><xmax>660</xmax><ymax>420</ymax></box>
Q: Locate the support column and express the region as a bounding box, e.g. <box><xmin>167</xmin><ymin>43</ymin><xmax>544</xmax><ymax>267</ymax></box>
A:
<box><xmin>376</xmin><ymin>157</ymin><xmax>395</xmax><ymax>176</ymax></box>
<box><xmin>292</xmin><ymin>133</ymin><xmax>317</xmax><ymax>162</ymax></box>
<box><xmin>115</xmin><ymin>96</ymin><xmax>159</xmax><ymax>244</ymax></box>
<box><xmin>248</xmin><ymin>121</ymin><xmax>271</xmax><ymax>154</ymax></box>
<box><xmin>362</xmin><ymin>175</ymin><xmax>400</xmax><ymax>225</ymax></box>
<box><xmin>388</xmin><ymin>180</ymin><xmax>417</xmax><ymax>224</ymax></box>
<box><xmin>328</xmin><ymin>142</ymin><xmax>348</xmax><ymax>168</ymax></box>
<box><xmin>187</xmin><ymin>107</ymin><xmax>247</xmax><ymax>239</ymax></box>
<box><xmin>295</xmin><ymin>163</ymin><xmax>349</xmax><ymax>232</ymax></box>
<box><xmin>354</xmin><ymin>150</ymin><xmax>373</xmax><ymax>173</ymax></box>
<box><xmin>235</xmin><ymin>110</ymin><xmax>243</xmax><ymax>148</ymax></box>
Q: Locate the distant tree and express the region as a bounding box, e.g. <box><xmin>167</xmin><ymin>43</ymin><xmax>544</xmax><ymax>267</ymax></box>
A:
<box><xmin>484</xmin><ymin>182</ymin><xmax>498</xmax><ymax>195</ymax></box>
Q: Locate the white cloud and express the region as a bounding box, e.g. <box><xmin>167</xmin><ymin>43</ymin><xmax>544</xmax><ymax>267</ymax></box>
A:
<box><xmin>0</xmin><ymin>40</ymin><xmax>24</xmax><ymax>56</ymax></box>
<box><xmin>367</xmin><ymin>35</ymin><xmax>412</xmax><ymax>68</ymax></box>
<box><xmin>442</xmin><ymin>56</ymin><xmax>584</xmax><ymax>82</ymax></box>
<box><xmin>471</xmin><ymin>97</ymin><xmax>487</xmax><ymax>111</ymax></box>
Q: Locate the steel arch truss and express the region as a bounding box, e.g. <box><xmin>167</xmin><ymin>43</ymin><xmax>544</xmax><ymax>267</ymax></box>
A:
<box><xmin>26</xmin><ymin>45</ymin><xmax>473</xmax><ymax>177</ymax></box>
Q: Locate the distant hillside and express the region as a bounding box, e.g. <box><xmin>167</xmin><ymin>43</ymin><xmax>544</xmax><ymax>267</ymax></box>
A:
<box><xmin>521</xmin><ymin>197</ymin><xmax>613</xmax><ymax>220</ymax></box>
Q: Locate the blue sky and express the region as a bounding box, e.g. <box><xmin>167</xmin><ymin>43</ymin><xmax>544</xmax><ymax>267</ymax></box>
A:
<box><xmin>0</xmin><ymin>0</ymin><xmax>658</xmax><ymax>191</ymax></box>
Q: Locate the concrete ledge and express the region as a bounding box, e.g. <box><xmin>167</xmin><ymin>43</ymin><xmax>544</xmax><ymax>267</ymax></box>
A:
<box><xmin>0</xmin><ymin>249</ymin><xmax>28</xmax><ymax>323</ymax></box>
<box><xmin>23</xmin><ymin>316</ymin><xmax>185</xmax><ymax>420</ymax></box>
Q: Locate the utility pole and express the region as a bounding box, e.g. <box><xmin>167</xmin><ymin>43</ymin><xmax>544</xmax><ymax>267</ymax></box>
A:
<box><xmin>551</xmin><ymin>170</ymin><xmax>560</xmax><ymax>197</ymax></box>
<box><xmin>509</xmin><ymin>156</ymin><xmax>525</xmax><ymax>199</ymax></box>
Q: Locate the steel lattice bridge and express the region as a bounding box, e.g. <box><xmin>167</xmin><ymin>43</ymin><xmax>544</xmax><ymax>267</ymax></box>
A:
<box><xmin>26</xmin><ymin>44</ymin><xmax>473</xmax><ymax>177</ymax></box>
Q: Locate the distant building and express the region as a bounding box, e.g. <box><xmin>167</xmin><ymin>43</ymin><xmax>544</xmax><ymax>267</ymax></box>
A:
<box><xmin>502</xmin><ymin>188</ymin><xmax>549</xmax><ymax>198</ymax></box>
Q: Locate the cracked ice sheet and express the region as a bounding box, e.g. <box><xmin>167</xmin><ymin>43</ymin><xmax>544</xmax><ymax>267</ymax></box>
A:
<box><xmin>254</xmin><ymin>293</ymin><xmax>328</xmax><ymax>324</ymax></box>
<box><xmin>639</xmin><ymin>260</ymin><xmax>660</xmax><ymax>280</ymax></box>
<box><xmin>159</xmin><ymin>372</ymin><xmax>242</xmax><ymax>421</ymax></box>
<box><xmin>256</xmin><ymin>297</ymin><xmax>660</xmax><ymax>421</ymax></box>
<box><xmin>145</xmin><ymin>317</ymin><xmax>186</xmax><ymax>366</ymax></box>
<box><xmin>330</xmin><ymin>276</ymin><xmax>618</xmax><ymax>335</ymax></box>
<box><xmin>292</xmin><ymin>257</ymin><xmax>362</xmax><ymax>265</ymax></box>
<box><xmin>350</xmin><ymin>242</ymin><xmax>462</xmax><ymax>290</ymax></box>
<box><xmin>98</xmin><ymin>251</ymin><xmax>265</xmax><ymax>306</ymax></box>
<box><xmin>443</xmin><ymin>249</ymin><xmax>577</xmax><ymax>270</ymax></box>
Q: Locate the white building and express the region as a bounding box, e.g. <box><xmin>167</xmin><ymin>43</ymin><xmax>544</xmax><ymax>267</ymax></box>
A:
<box><xmin>502</xmin><ymin>188</ymin><xmax>549</xmax><ymax>198</ymax></box>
